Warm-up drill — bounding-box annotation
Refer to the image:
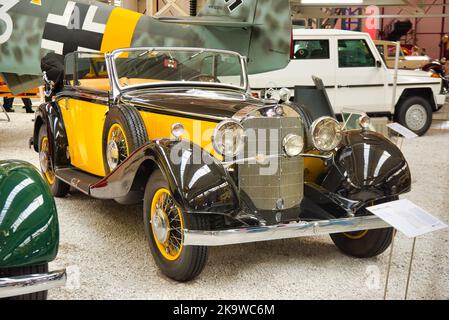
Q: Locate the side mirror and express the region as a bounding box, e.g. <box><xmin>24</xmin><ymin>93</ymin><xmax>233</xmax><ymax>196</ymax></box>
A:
<box><xmin>376</xmin><ymin>60</ymin><xmax>382</xmax><ymax>68</ymax></box>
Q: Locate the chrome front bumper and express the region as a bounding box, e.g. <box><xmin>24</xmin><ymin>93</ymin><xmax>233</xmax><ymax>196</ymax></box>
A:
<box><xmin>184</xmin><ymin>216</ymin><xmax>390</xmax><ymax>246</ymax></box>
<box><xmin>0</xmin><ymin>270</ymin><xmax>66</xmax><ymax>299</ymax></box>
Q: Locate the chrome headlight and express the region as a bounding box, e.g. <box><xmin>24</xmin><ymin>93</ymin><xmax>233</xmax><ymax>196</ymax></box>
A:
<box><xmin>283</xmin><ymin>134</ymin><xmax>304</xmax><ymax>157</ymax></box>
<box><xmin>212</xmin><ymin>120</ymin><xmax>245</xmax><ymax>157</ymax></box>
<box><xmin>310</xmin><ymin>117</ymin><xmax>342</xmax><ymax>152</ymax></box>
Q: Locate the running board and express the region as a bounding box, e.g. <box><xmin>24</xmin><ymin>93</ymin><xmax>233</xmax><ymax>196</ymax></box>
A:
<box><xmin>56</xmin><ymin>168</ymin><xmax>103</xmax><ymax>195</ymax></box>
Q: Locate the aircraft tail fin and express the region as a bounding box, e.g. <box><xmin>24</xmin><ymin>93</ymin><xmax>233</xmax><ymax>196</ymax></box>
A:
<box><xmin>198</xmin><ymin>0</ymin><xmax>259</xmax><ymax>22</ymax></box>
<box><xmin>198</xmin><ymin>0</ymin><xmax>292</xmax><ymax>74</ymax></box>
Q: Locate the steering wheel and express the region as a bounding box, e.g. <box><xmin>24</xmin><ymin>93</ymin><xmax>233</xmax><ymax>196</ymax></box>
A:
<box><xmin>295</xmin><ymin>48</ymin><xmax>309</xmax><ymax>59</ymax></box>
<box><xmin>187</xmin><ymin>74</ymin><xmax>220</xmax><ymax>83</ymax></box>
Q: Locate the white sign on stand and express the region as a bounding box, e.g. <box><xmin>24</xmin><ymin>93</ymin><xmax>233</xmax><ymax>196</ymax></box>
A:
<box><xmin>367</xmin><ymin>199</ymin><xmax>447</xmax><ymax>238</ymax></box>
<box><xmin>366</xmin><ymin>199</ymin><xmax>448</xmax><ymax>300</ymax></box>
<box><xmin>386</xmin><ymin>123</ymin><xmax>419</xmax><ymax>140</ymax></box>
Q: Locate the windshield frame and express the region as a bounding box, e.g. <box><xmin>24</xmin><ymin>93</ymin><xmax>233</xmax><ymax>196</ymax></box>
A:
<box><xmin>106</xmin><ymin>47</ymin><xmax>249</xmax><ymax>99</ymax></box>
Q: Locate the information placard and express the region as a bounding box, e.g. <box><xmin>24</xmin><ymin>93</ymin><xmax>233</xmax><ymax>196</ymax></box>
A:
<box><xmin>367</xmin><ymin>199</ymin><xmax>447</xmax><ymax>238</ymax></box>
<box><xmin>386</xmin><ymin>123</ymin><xmax>418</xmax><ymax>139</ymax></box>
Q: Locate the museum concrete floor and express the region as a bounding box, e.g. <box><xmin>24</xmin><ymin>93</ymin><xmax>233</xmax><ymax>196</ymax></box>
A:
<box><xmin>1</xmin><ymin>104</ymin><xmax>448</xmax><ymax>300</ymax></box>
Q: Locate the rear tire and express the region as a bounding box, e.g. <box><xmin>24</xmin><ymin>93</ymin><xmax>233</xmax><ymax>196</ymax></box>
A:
<box><xmin>0</xmin><ymin>264</ymin><xmax>48</xmax><ymax>300</ymax></box>
<box><xmin>38</xmin><ymin>125</ymin><xmax>70</xmax><ymax>198</ymax></box>
<box><xmin>102</xmin><ymin>105</ymin><xmax>148</xmax><ymax>174</ymax></box>
<box><xmin>396</xmin><ymin>96</ymin><xmax>432</xmax><ymax>136</ymax></box>
<box><xmin>143</xmin><ymin>170</ymin><xmax>209</xmax><ymax>282</ymax></box>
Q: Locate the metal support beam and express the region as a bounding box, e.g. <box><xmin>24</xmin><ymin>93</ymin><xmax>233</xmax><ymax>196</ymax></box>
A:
<box><xmin>291</xmin><ymin>0</ymin><xmax>408</xmax><ymax>7</ymax></box>
<box><xmin>146</xmin><ymin>0</ymin><xmax>157</xmax><ymax>15</ymax></box>
<box><xmin>293</xmin><ymin>12</ymin><xmax>449</xmax><ymax>20</ymax></box>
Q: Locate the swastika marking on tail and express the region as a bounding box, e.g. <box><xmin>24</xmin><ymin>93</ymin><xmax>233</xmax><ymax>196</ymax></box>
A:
<box><xmin>224</xmin><ymin>0</ymin><xmax>244</xmax><ymax>12</ymax></box>
<box><xmin>41</xmin><ymin>1</ymin><xmax>107</xmax><ymax>55</ymax></box>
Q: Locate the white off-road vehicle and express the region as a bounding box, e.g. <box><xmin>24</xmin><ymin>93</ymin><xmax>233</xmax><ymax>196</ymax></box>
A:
<box><xmin>250</xmin><ymin>29</ymin><xmax>446</xmax><ymax>136</ymax></box>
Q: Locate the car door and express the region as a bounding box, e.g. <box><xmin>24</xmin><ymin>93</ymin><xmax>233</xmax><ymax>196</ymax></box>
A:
<box><xmin>249</xmin><ymin>36</ymin><xmax>336</xmax><ymax>101</ymax></box>
<box><xmin>58</xmin><ymin>52</ymin><xmax>110</xmax><ymax>177</ymax></box>
<box><xmin>290</xmin><ymin>37</ymin><xmax>336</xmax><ymax>102</ymax></box>
<box><xmin>334</xmin><ymin>38</ymin><xmax>388</xmax><ymax>114</ymax></box>
<box><xmin>386</xmin><ymin>43</ymin><xmax>408</xmax><ymax>69</ymax></box>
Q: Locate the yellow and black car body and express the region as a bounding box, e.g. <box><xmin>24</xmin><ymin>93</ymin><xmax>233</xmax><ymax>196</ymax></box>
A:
<box><xmin>32</xmin><ymin>48</ymin><xmax>412</xmax><ymax>281</ymax></box>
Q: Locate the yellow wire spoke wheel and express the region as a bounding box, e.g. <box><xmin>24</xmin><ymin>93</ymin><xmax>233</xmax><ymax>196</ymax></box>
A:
<box><xmin>343</xmin><ymin>230</ymin><xmax>369</xmax><ymax>240</ymax></box>
<box><xmin>39</xmin><ymin>136</ymin><xmax>56</xmax><ymax>185</ymax></box>
<box><xmin>106</xmin><ymin>123</ymin><xmax>129</xmax><ymax>171</ymax></box>
<box><xmin>150</xmin><ymin>188</ymin><xmax>184</xmax><ymax>261</ymax></box>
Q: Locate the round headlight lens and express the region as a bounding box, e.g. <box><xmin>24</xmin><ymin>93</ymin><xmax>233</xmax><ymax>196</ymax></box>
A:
<box><xmin>283</xmin><ymin>134</ymin><xmax>304</xmax><ymax>157</ymax></box>
<box><xmin>311</xmin><ymin>117</ymin><xmax>342</xmax><ymax>152</ymax></box>
<box><xmin>212</xmin><ymin>120</ymin><xmax>245</xmax><ymax>158</ymax></box>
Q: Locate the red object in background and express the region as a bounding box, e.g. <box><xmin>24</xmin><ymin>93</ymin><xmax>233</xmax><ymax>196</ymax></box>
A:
<box><xmin>290</xmin><ymin>31</ymin><xmax>294</xmax><ymax>59</ymax></box>
<box><xmin>401</xmin><ymin>45</ymin><xmax>413</xmax><ymax>56</ymax></box>
<box><xmin>364</xmin><ymin>26</ymin><xmax>378</xmax><ymax>40</ymax></box>
<box><xmin>363</xmin><ymin>5</ymin><xmax>379</xmax><ymax>40</ymax></box>
<box><xmin>164</xmin><ymin>58</ymin><xmax>178</xmax><ymax>69</ymax></box>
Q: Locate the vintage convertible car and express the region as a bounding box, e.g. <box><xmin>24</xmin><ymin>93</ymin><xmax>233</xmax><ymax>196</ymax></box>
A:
<box><xmin>33</xmin><ymin>48</ymin><xmax>411</xmax><ymax>282</ymax></box>
<box><xmin>0</xmin><ymin>160</ymin><xmax>66</xmax><ymax>299</ymax></box>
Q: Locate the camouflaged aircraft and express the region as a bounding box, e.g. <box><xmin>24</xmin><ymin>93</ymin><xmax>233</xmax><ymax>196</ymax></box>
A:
<box><xmin>0</xmin><ymin>0</ymin><xmax>292</xmax><ymax>94</ymax></box>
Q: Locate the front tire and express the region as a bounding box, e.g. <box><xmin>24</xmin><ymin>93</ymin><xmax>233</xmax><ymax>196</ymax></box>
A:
<box><xmin>331</xmin><ymin>228</ymin><xmax>394</xmax><ymax>258</ymax></box>
<box><xmin>0</xmin><ymin>264</ymin><xmax>48</xmax><ymax>300</ymax></box>
<box><xmin>330</xmin><ymin>198</ymin><xmax>397</xmax><ymax>258</ymax></box>
<box><xmin>396</xmin><ymin>96</ymin><xmax>432</xmax><ymax>136</ymax></box>
<box><xmin>143</xmin><ymin>170</ymin><xmax>209</xmax><ymax>282</ymax></box>
<box><xmin>38</xmin><ymin>125</ymin><xmax>70</xmax><ymax>198</ymax></box>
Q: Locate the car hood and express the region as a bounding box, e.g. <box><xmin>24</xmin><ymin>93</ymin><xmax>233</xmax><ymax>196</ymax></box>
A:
<box><xmin>121</xmin><ymin>88</ymin><xmax>272</xmax><ymax>121</ymax></box>
<box><xmin>388</xmin><ymin>69</ymin><xmax>441</xmax><ymax>85</ymax></box>
<box><xmin>403</xmin><ymin>55</ymin><xmax>431</xmax><ymax>62</ymax></box>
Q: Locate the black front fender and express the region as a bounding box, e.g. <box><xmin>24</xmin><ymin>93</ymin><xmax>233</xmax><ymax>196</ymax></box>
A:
<box><xmin>90</xmin><ymin>139</ymin><xmax>240</xmax><ymax>215</ymax></box>
<box><xmin>320</xmin><ymin>130</ymin><xmax>411</xmax><ymax>206</ymax></box>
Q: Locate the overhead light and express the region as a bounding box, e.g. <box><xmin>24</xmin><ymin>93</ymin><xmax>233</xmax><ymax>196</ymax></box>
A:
<box><xmin>301</xmin><ymin>0</ymin><xmax>364</xmax><ymax>4</ymax></box>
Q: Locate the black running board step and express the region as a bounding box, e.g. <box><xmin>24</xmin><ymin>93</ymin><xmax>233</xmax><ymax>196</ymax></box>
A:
<box><xmin>56</xmin><ymin>168</ymin><xmax>103</xmax><ymax>195</ymax></box>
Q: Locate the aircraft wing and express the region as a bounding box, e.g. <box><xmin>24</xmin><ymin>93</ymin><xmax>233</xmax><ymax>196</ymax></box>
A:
<box><xmin>0</xmin><ymin>73</ymin><xmax>43</xmax><ymax>96</ymax></box>
<box><xmin>155</xmin><ymin>16</ymin><xmax>260</xmax><ymax>27</ymax></box>
<box><xmin>0</xmin><ymin>0</ymin><xmax>291</xmax><ymax>94</ymax></box>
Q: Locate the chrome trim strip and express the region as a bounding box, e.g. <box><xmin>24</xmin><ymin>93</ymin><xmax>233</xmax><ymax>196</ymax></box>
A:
<box><xmin>184</xmin><ymin>216</ymin><xmax>390</xmax><ymax>246</ymax></box>
<box><xmin>129</xmin><ymin>99</ymin><xmax>227</xmax><ymax>122</ymax></box>
<box><xmin>233</xmin><ymin>104</ymin><xmax>301</xmax><ymax>123</ymax></box>
<box><xmin>222</xmin><ymin>150</ymin><xmax>333</xmax><ymax>167</ymax></box>
<box><xmin>232</xmin><ymin>105</ymin><xmax>267</xmax><ymax>121</ymax></box>
<box><xmin>300</xmin><ymin>153</ymin><xmax>333</xmax><ymax>160</ymax></box>
<box><xmin>223</xmin><ymin>154</ymin><xmax>283</xmax><ymax>168</ymax></box>
<box><xmin>0</xmin><ymin>270</ymin><xmax>67</xmax><ymax>299</ymax></box>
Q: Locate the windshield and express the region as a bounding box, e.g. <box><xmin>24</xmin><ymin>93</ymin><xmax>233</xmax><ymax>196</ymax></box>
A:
<box><xmin>341</xmin><ymin>108</ymin><xmax>403</xmax><ymax>146</ymax></box>
<box><xmin>111</xmin><ymin>48</ymin><xmax>246</xmax><ymax>91</ymax></box>
<box><xmin>342</xmin><ymin>109</ymin><xmax>375</xmax><ymax>131</ymax></box>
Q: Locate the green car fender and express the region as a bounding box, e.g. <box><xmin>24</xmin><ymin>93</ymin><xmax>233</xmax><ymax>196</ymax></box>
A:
<box><xmin>0</xmin><ymin>160</ymin><xmax>59</xmax><ymax>268</ymax></box>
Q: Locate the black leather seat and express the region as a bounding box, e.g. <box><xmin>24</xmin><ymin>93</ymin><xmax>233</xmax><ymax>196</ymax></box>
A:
<box><xmin>41</xmin><ymin>53</ymin><xmax>65</xmax><ymax>94</ymax></box>
<box><xmin>310</xmin><ymin>48</ymin><xmax>326</xmax><ymax>59</ymax></box>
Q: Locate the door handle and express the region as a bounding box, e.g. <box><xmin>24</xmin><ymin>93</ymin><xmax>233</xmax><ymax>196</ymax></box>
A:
<box><xmin>337</xmin><ymin>85</ymin><xmax>349</xmax><ymax>88</ymax></box>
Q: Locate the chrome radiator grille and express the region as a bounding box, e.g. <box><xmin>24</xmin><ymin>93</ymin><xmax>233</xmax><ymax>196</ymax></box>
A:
<box><xmin>239</xmin><ymin>117</ymin><xmax>304</xmax><ymax>211</ymax></box>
